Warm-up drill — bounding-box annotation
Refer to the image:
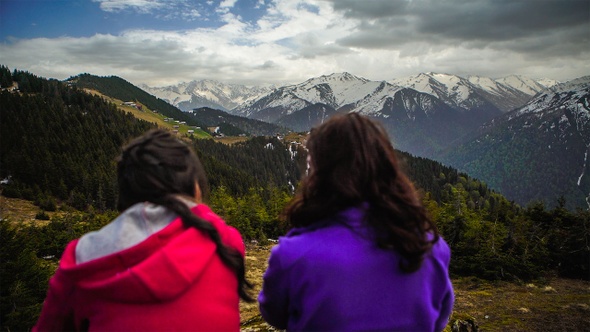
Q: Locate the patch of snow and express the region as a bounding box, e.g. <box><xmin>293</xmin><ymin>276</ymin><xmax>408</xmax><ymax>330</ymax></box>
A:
<box><xmin>496</xmin><ymin>75</ymin><xmax>546</xmax><ymax>95</ymax></box>
<box><xmin>578</xmin><ymin>150</ymin><xmax>587</xmax><ymax>186</ymax></box>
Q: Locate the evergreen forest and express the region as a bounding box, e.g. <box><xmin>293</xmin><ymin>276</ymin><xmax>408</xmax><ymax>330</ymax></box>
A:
<box><xmin>1</xmin><ymin>66</ymin><xmax>589</xmax><ymax>331</ymax></box>
<box><xmin>193</xmin><ymin>107</ymin><xmax>290</xmax><ymax>136</ymax></box>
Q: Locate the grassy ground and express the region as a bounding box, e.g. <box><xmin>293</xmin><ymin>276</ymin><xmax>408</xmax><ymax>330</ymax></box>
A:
<box><xmin>214</xmin><ymin>136</ymin><xmax>251</xmax><ymax>145</ymax></box>
<box><xmin>83</xmin><ymin>89</ymin><xmax>211</xmax><ymax>138</ymax></box>
<box><xmin>241</xmin><ymin>245</ymin><xmax>590</xmax><ymax>332</ymax></box>
<box><xmin>0</xmin><ymin>195</ymin><xmax>55</xmax><ymax>225</ymax></box>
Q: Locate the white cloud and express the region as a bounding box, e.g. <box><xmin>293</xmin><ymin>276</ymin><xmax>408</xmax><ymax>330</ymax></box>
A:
<box><xmin>93</xmin><ymin>0</ymin><xmax>202</xmax><ymax>21</ymax></box>
<box><xmin>93</xmin><ymin>0</ymin><xmax>165</xmax><ymax>13</ymax></box>
<box><xmin>219</xmin><ymin>0</ymin><xmax>238</xmax><ymax>9</ymax></box>
<box><xmin>255</xmin><ymin>0</ymin><xmax>266</xmax><ymax>9</ymax></box>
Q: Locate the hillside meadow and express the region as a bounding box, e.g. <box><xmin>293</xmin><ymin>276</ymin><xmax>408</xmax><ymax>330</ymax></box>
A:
<box><xmin>2</xmin><ymin>197</ymin><xmax>589</xmax><ymax>332</ymax></box>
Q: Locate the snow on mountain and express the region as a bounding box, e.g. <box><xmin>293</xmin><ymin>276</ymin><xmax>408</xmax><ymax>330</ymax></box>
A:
<box><xmin>390</xmin><ymin>72</ymin><xmax>535</xmax><ymax>113</ymax></box>
<box><xmin>288</xmin><ymin>72</ymin><xmax>383</xmax><ymax>108</ymax></box>
<box><xmin>141</xmin><ymin>80</ymin><xmax>271</xmax><ymax>112</ymax></box>
<box><xmin>512</xmin><ymin>76</ymin><xmax>590</xmax><ymax>129</ymax></box>
<box><xmin>140</xmin><ymin>83</ymin><xmax>192</xmax><ymax>106</ymax></box>
<box><xmin>536</xmin><ymin>78</ymin><xmax>560</xmax><ymax>88</ymax></box>
<box><xmin>233</xmin><ymin>72</ymin><xmax>396</xmax><ymax>121</ymax></box>
<box><xmin>234</xmin><ymin>88</ymin><xmax>312</xmax><ymax>122</ymax></box>
<box><xmin>351</xmin><ymin>81</ymin><xmax>404</xmax><ymax>117</ymax></box>
<box><xmin>390</xmin><ymin>72</ymin><xmax>473</xmax><ymax>107</ymax></box>
<box><xmin>495</xmin><ymin>75</ymin><xmax>547</xmax><ymax>96</ymax></box>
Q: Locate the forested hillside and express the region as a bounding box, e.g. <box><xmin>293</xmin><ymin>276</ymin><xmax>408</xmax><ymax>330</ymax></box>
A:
<box><xmin>0</xmin><ymin>67</ymin><xmax>156</xmax><ymax>210</ymax></box>
<box><xmin>439</xmin><ymin>77</ymin><xmax>590</xmax><ymax>210</ymax></box>
<box><xmin>67</xmin><ymin>73</ymin><xmax>208</xmax><ymax>130</ymax></box>
<box><xmin>1</xmin><ymin>66</ymin><xmax>589</xmax><ymax>331</ymax></box>
<box><xmin>193</xmin><ymin>107</ymin><xmax>290</xmax><ymax>136</ymax></box>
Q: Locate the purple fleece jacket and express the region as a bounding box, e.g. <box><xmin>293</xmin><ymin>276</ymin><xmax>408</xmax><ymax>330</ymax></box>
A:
<box><xmin>258</xmin><ymin>205</ymin><xmax>454</xmax><ymax>331</ymax></box>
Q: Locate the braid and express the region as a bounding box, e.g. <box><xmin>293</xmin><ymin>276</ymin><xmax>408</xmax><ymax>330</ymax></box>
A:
<box><xmin>155</xmin><ymin>195</ymin><xmax>254</xmax><ymax>302</ymax></box>
<box><xmin>117</xmin><ymin>129</ymin><xmax>253</xmax><ymax>302</ymax></box>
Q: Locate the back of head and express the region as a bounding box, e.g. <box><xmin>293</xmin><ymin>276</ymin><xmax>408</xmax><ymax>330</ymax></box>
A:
<box><xmin>306</xmin><ymin>112</ymin><xmax>407</xmax><ymax>207</ymax></box>
<box><xmin>116</xmin><ymin>129</ymin><xmax>253</xmax><ymax>301</ymax></box>
<box><xmin>117</xmin><ymin>129</ymin><xmax>208</xmax><ymax>211</ymax></box>
<box><xmin>285</xmin><ymin>113</ymin><xmax>438</xmax><ymax>272</ymax></box>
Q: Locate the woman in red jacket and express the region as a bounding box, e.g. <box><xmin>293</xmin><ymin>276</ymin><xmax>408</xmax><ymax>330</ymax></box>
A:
<box><xmin>34</xmin><ymin>129</ymin><xmax>252</xmax><ymax>331</ymax></box>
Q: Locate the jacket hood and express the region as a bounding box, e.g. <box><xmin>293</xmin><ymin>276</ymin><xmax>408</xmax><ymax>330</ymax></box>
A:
<box><xmin>56</xmin><ymin>204</ymin><xmax>237</xmax><ymax>303</ymax></box>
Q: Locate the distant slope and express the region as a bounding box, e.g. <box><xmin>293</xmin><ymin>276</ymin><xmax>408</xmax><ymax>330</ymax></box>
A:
<box><xmin>369</xmin><ymin>88</ymin><xmax>474</xmax><ymax>158</ymax></box>
<box><xmin>193</xmin><ymin>107</ymin><xmax>290</xmax><ymax>136</ymax></box>
<box><xmin>441</xmin><ymin>76</ymin><xmax>590</xmax><ymax>210</ymax></box>
<box><xmin>85</xmin><ymin>89</ymin><xmax>210</xmax><ymax>138</ymax></box>
<box><xmin>193</xmin><ymin>137</ymin><xmax>303</xmax><ymax>195</ymax></box>
<box><xmin>275</xmin><ymin>103</ymin><xmax>338</xmax><ymax>132</ymax></box>
<box><xmin>68</xmin><ymin>74</ymin><xmax>208</xmax><ymax>129</ymax></box>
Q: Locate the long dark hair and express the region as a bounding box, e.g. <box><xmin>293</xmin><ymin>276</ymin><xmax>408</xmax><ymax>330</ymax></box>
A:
<box><xmin>283</xmin><ymin>113</ymin><xmax>439</xmax><ymax>272</ymax></box>
<box><xmin>117</xmin><ymin>129</ymin><xmax>253</xmax><ymax>301</ymax></box>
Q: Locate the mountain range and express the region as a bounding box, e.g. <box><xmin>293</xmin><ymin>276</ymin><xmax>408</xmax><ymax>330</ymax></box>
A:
<box><xmin>143</xmin><ymin>73</ymin><xmax>555</xmax><ymax>152</ymax></box>
<box><xmin>140</xmin><ymin>72</ymin><xmax>590</xmax><ymax>209</ymax></box>
<box><xmin>140</xmin><ymin>80</ymin><xmax>272</xmax><ymax>112</ymax></box>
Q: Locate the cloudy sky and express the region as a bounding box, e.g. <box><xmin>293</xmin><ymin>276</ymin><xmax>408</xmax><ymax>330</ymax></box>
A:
<box><xmin>1</xmin><ymin>0</ymin><xmax>588</xmax><ymax>87</ymax></box>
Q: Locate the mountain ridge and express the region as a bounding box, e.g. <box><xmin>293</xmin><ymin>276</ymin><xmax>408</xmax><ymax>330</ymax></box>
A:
<box><xmin>143</xmin><ymin>72</ymin><xmax>556</xmax><ymax>116</ymax></box>
<box><xmin>141</xmin><ymin>80</ymin><xmax>272</xmax><ymax>112</ymax></box>
<box><xmin>440</xmin><ymin>76</ymin><xmax>590</xmax><ymax>209</ymax></box>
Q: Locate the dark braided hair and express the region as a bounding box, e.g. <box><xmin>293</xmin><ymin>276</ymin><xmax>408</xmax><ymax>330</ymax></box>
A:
<box><xmin>284</xmin><ymin>113</ymin><xmax>439</xmax><ymax>273</ymax></box>
<box><xmin>117</xmin><ymin>129</ymin><xmax>253</xmax><ymax>301</ymax></box>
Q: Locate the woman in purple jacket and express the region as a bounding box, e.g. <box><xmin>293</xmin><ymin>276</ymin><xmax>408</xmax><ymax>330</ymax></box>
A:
<box><xmin>258</xmin><ymin>113</ymin><xmax>454</xmax><ymax>331</ymax></box>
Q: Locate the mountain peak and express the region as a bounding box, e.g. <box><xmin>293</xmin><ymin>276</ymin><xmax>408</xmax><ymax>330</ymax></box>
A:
<box><xmin>314</xmin><ymin>72</ymin><xmax>368</xmax><ymax>83</ymax></box>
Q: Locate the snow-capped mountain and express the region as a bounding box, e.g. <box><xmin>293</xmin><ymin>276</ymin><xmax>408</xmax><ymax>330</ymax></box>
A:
<box><xmin>441</xmin><ymin>76</ymin><xmax>590</xmax><ymax>210</ymax></box>
<box><xmin>511</xmin><ymin>76</ymin><xmax>590</xmax><ymax>124</ymax></box>
<box><xmin>495</xmin><ymin>75</ymin><xmax>550</xmax><ymax>96</ymax></box>
<box><xmin>232</xmin><ymin>72</ymin><xmax>395</xmax><ymax>121</ymax></box>
<box><xmin>226</xmin><ymin>71</ymin><xmax>557</xmax><ymax>157</ymax></box>
<box><xmin>390</xmin><ymin>72</ymin><xmax>541</xmax><ymax>114</ymax></box>
<box><xmin>535</xmin><ymin>78</ymin><xmax>560</xmax><ymax>88</ymax></box>
<box><xmin>371</xmin><ymin>87</ymin><xmax>473</xmax><ymax>157</ymax></box>
<box><xmin>141</xmin><ymin>80</ymin><xmax>271</xmax><ymax>112</ymax></box>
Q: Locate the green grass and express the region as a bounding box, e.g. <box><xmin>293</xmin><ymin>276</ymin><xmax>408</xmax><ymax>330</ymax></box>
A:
<box><xmin>84</xmin><ymin>89</ymin><xmax>211</xmax><ymax>138</ymax></box>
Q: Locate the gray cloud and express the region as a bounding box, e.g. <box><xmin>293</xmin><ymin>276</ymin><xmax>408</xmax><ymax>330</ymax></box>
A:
<box><xmin>331</xmin><ymin>0</ymin><xmax>590</xmax><ymax>55</ymax></box>
<box><xmin>414</xmin><ymin>0</ymin><xmax>588</xmax><ymax>41</ymax></box>
<box><xmin>0</xmin><ymin>34</ymin><xmax>202</xmax><ymax>85</ymax></box>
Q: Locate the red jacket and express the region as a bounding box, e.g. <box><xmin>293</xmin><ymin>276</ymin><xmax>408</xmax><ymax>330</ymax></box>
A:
<box><xmin>34</xmin><ymin>204</ymin><xmax>244</xmax><ymax>332</ymax></box>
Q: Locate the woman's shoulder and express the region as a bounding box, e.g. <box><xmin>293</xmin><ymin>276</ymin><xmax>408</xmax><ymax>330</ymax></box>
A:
<box><xmin>285</xmin><ymin>204</ymin><xmax>368</xmax><ymax>236</ymax></box>
<box><xmin>272</xmin><ymin>207</ymin><xmax>370</xmax><ymax>268</ymax></box>
<box><xmin>429</xmin><ymin>235</ymin><xmax>452</xmax><ymax>266</ymax></box>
